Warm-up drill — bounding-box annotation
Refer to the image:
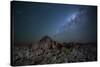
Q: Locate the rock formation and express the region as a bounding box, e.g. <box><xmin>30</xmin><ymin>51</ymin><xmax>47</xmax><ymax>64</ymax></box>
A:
<box><xmin>12</xmin><ymin>36</ymin><xmax>97</xmax><ymax>66</ymax></box>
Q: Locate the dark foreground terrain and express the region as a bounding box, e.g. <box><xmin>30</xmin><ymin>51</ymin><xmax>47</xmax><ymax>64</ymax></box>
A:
<box><xmin>11</xmin><ymin>36</ymin><xmax>97</xmax><ymax>66</ymax></box>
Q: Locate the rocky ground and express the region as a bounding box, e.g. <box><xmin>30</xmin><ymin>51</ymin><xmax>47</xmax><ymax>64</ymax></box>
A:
<box><xmin>11</xmin><ymin>36</ymin><xmax>97</xmax><ymax>66</ymax></box>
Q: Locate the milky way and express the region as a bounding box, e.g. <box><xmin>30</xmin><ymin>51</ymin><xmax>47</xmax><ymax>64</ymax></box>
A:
<box><xmin>12</xmin><ymin>1</ymin><xmax>97</xmax><ymax>43</ymax></box>
<box><xmin>54</xmin><ymin>8</ymin><xmax>88</xmax><ymax>36</ymax></box>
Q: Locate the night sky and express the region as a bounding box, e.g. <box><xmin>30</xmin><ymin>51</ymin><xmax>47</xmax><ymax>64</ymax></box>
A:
<box><xmin>12</xmin><ymin>1</ymin><xmax>97</xmax><ymax>43</ymax></box>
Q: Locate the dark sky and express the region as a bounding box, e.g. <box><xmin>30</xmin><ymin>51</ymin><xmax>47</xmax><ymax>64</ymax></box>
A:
<box><xmin>12</xmin><ymin>1</ymin><xmax>97</xmax><ymax>43</ymax></box>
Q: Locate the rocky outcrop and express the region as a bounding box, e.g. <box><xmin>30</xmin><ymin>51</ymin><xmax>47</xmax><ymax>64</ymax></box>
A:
<box><xmin>12</xmin><ymin>36</ymin><xmax>97</xmax><ymax>66</ymax></box>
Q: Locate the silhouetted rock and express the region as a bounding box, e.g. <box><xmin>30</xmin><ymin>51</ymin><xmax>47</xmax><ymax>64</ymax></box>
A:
<box><xmin>39</xmin><ymin>36</ymin><xmax>53</xmax><ymax>50</ymax></box>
